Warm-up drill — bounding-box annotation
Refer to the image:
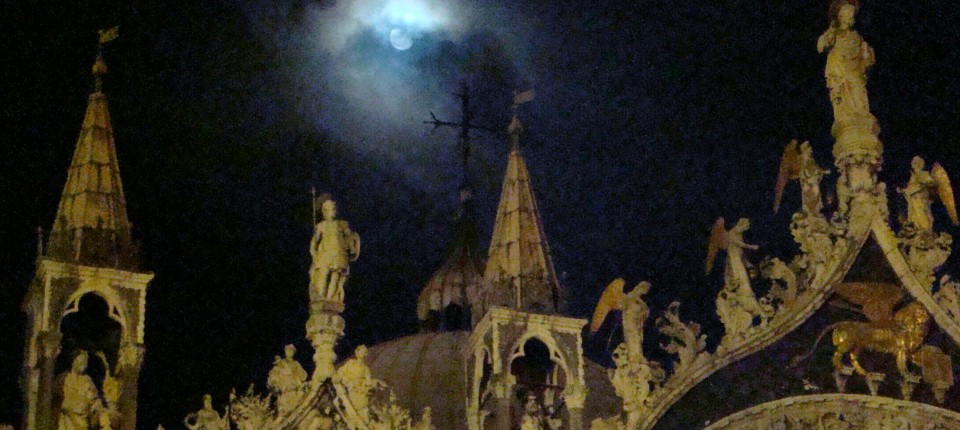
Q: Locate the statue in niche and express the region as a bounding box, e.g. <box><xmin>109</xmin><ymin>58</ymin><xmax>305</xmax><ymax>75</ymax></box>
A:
<box><xmin>774</xmin><ymin>140</ymin><xmax>829</xmax><ymax>215</ymax></box>
<box><xmin>309</xmin><ymin>195</ymin><xmax>361</xmax><ymax>304</ymax></box>
<box><xmin>519</xmin><ymin>394</ymin><xmax>561</xmax><ymax>430</ymax></box>
<box><xmin>184</xmin><ymin>394</ymin><xmax>229</xmax><ymax>430</ymax></box>
<box><xmin>267</xmin><ymin>344</ymin><xmax>308</xmax><ymax>414</ymax></box>
<box><xmin>817</xmin><ymin>1</ymin><xmax>875</xmax><ymax>126</ymax></box>
<box><xmin>899</xmin><ymin>156</ymin><xmax>958</xmax><ymax>233</ymax></box>
<box><xmin>707</xmin><ymin>218</ymin><xmax>773</xmax><ymax>338</ymax></box>
<box><xmin>58</xmin><ymin>351</ymin><xmax>110</xmax><ymax>430</ymax></box>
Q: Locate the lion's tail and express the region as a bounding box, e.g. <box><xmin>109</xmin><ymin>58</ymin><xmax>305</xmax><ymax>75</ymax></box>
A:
<box><xmin>789</xmin><ymin>322</ymin><xmax>843</xmax><ymax>368</ymax></box>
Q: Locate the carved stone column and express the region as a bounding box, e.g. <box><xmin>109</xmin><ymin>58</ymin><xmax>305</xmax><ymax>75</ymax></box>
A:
<box><xmin>490</xmin><ymin>377</ymin><xmax>513</xmax><ymax>430</ymax></box>
<box><xmin>564</xmin><ymin>384</ymin><xmax>588</xmax><ymax>430</ymax></box>
<box><xmin>117</xmin><ymin>342</ymin><xmax>145</xmax><ymax>430</ymax></box>
<box><xmin>306</xmin><ymin>301</ymin><xmax>345</xmax><ymax>382</ymax></box>
<box><xmin>37</xmin><ymin>331</ymin><xmax>62</xmax><ymax>430</ymax></box>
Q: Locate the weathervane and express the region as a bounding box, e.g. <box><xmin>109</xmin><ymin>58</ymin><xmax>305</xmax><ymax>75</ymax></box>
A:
<box><xmin>423</xmin><ymin>82</ymin><xmax>496</xmax><ymax>185</ymax></box>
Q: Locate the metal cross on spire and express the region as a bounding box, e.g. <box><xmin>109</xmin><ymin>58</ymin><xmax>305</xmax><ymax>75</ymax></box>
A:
<box><xmin>424</xmin><ymin>82</ymin><xmax>496</xmax><ymax>185</ymax></box>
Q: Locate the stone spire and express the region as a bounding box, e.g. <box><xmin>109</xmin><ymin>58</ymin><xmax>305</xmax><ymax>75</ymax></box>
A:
<box><xmin>480</xmin><ymin>113</ymin><xmax>561</xmax><ymax>314</ymax></box>
<box><xmin>45</xmin><ymin>51</ymin><xmax>139</xmax><ymax>269</ymax></box>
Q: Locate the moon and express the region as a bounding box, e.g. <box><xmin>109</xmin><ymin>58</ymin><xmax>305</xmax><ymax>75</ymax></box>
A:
<box><xmin>389</xmin><ymin>28</ymin><xmax>413</xmax><ymax>50</ymax></box>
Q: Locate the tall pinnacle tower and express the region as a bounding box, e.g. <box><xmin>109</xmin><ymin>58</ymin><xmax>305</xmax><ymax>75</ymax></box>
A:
<box><xmin>480</xmin><ymin>109</ymin><xmax>562</xmax><ymax>314</ymax></box>
<box><xmin>21</xmin><ymin>30</ymin><xmax>152</xmax><ymax>430</ymax></box>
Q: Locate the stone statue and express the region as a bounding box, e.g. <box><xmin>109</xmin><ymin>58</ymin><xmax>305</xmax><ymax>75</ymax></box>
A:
<box><xmin>267</xmin><ymin>344</ymin><xmax>308</xmax><ymax>414</ymax></box>
<box><xmin>899</xmin><ymin>156</ymin><xmax>959</xmax><ymax>233</ymax></box>
<box><xmin>774</xmin><ymin>140</ymin><xmax>829</xmax><ymax>215</ymax></box>
<box><xmin>589</xmin><ymin>279</ymin><xmax>651</xmax><ymax>361</ymax></box>
<box><xmin>58</xmin><ymin>351</ymin><xmax>109</xmax><ymax>430</ymax></box>
<box><xmin>309</xmin><ymin>196</ymin><xmax>360</xmax><ymax>304</ymax></box>
<box><xmin>335</xmin><ymin>345</ymin><xmax>376</xmax><ymax>417</ymax></box>
<box><xmin>184</xmin><ymin>394</ymin><xmax>229</xmax><ymax>430</ymax></box>
<box><xmin>817</xmin><ymin>1</ymin><xmax>875</xmax><ymax>126</ymax></box>
<box><xmin>707</xmin><ymin>218</ymin><xmax>772</xmax><ymax>338</ymax></box>
<box><xmin>413</xmin><ymin>407</ymin><xmax>435</xmax><ymax>430</ymax></box>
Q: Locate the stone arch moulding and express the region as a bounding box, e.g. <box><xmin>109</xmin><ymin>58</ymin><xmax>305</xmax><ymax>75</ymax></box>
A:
<box><xmin>703</xmin><ymin>394</ymin><xmax>960</xmax><ymax>430</ymax></box>
<box><xmin>507</xmin><ymin>330</ymin><xmax>570</xmax><ymax>382</ymax></box>
<box><xmin>61</xmin><ymin>287</ymin><xmax>130</xmax><ymax>336</ymax></box>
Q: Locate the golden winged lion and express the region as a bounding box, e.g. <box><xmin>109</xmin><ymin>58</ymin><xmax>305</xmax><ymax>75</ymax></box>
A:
<box><xmin>792</xmin><ymin>301</ymin><xmax>930</xmax><ymax>378</ymax></box>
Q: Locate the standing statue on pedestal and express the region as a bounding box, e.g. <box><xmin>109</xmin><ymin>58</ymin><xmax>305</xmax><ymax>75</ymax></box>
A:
<box><xmin>817</xmin><ymin>1</ymin><xmax>875</xmax><ymax>127</ymax></box>
<box><xmin>267</xmin><ymin>344</ymin><xmax>308</xmax><ymax>414</ymax></box>
<box><xmin>309</xmin><ymin>195</ymin><xmax>361</xmax><ymax>304</ymax></box>
<box><xmin>58</xmin><ymin>351</ymin><xmax>110</xmax><ymax>430</ymax></box>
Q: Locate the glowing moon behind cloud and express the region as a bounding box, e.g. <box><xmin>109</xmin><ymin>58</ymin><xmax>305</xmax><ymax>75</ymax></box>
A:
<box><xmin>389</xmin><ymin>28</ymin><xmax>413</xmax><ymax>50</ymax></box>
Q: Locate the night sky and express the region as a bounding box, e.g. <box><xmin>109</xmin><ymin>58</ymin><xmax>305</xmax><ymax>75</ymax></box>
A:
<box><xmin>2</xmin><ymin>1</ymin><xmax>960</xmax><ymax>428</ymax></box>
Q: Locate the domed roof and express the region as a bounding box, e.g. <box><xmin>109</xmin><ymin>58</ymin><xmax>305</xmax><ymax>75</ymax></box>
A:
<box><xmin>417</xmin><ymin>193</ymin><xmax>485</xmax><ymax>322</ymax></box>
<box><xmin>364</xmin><ymin>331</ymin><xmax>621</xmax><ymax>429</ymax></box>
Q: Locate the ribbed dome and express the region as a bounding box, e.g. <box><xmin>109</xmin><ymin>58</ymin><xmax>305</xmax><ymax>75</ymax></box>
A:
<box><xmin>364</xmin><ymin>332</ymin><xmax>621</xmax><ymax>429</ymax></box>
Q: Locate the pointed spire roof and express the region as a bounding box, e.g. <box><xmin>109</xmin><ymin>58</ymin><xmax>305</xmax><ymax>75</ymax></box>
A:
<box><xmin>481</xmin><ymin>115</ymin><xmax>561</xmax><ymax>314</ymax></box>
<box><xmin>45</xmin><ymin>53</ymin><xmax>138</xmax><ymax>269</ymax></box>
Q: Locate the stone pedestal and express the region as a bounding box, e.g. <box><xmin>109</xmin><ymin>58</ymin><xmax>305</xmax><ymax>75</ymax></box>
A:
<box><xmin>307</xmin><ymin>301</ymin><xmax>345</xmax><ymax>382</ymax></box>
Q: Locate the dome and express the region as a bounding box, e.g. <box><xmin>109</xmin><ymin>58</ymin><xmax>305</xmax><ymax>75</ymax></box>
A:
<box><xmin>364</xmin><ymin>332</ymin><xmax>621</xmax><ymax>429</ymax></box>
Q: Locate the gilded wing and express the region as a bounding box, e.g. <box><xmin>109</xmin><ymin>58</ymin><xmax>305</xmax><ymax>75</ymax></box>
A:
<box><xmin>589</xmin><ymin>278</ymin><xmax>626</xmax><ymax>333</ymax></box>
<box><xmin>833</xmin><ymin>282</ymin><xmax>905</xmax><ymax>322</ymax></box>
<box><xmin>773</xmin><ymin>140</ymin><xmax>801</xmax><ymax>213</ymax></box>
<box><xmin>705</xmin><ymin>217</ymin><xmax>727</xmax><ymax>274</ymax></box>
<box><xmin>932</xmin><ymin>163</ymin><xmax>959</xmax><ymax>225</ymax></box>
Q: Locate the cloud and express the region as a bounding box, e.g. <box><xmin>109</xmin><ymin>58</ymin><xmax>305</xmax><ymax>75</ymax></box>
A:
<box><xmin>308</xmin><ymin>0</ymin><xmax>466</xmax><ymax>53</ymax></box>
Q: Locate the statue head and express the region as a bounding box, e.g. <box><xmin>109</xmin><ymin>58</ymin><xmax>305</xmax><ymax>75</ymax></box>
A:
<box><xmin>524</xmin><ymin>393</ymin><xmax>538</xmax><ymax>413</ymax></box>
<box><xmin>284</xmin><ymin>344</ymin><xmax>296</xmax><ymax>359</ymax></box>
<box><xmin>321</xmin><ymin>197</ymin><xmax>337</xmax><ymax>221</ymax></box>
<box><xmin>203</xmin><ymin>394</ymin><xmax>213</xmax><ymax>410</ymax></box>
<box><xmin>354</xmin><ymin>345</ymin><xmax>368</xmax><ymax>360</ymax></box>
<box><xmin>734</xmin><ymin>218</ymin><xmax>751</xmax><ymax>232</ymax></box>
<box><xmin>837</xmin><ymin>3</ymin><xmax>856</xmax><ymax>28</ymax></box>
<box><xmin>911</xmin><ymin>156</ymin><xmax>925</xmax><ymax>172</ymax></box>
<box><xmin>71</xmin><ymin>351</ymin><xmax>89</xmax><ymax>373</ymax></box>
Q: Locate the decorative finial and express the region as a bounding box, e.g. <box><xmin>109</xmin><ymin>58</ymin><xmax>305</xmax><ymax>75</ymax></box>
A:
<box><xmin>509</xmin><ymin>89</ymin><xmax>535</xmax><ymax>150</ymax></box>
<box><xmin>93</xmin><ymin>26</ymin><xmax>119</xmax><ymax>92</ymax></box>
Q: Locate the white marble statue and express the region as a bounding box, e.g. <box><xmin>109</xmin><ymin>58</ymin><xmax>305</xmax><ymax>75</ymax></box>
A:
<box><xmin>309</xmin><ymin>196</ymin><xmax>360</xmax><ymax>304</ymax></box>
<box><xmin>817</xmin><ymin>1</ymin><xmax>875</xmax><ymax>125</ymax></box>
<box><xmin>267</xmin><ymin>344</ymin><xmax>308</xmax><ymax>414</ymax></box>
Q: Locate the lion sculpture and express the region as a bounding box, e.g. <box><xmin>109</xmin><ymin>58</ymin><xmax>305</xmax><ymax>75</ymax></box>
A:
<box><xmin>792</xmin><ymin>301</ymin><xmax>930</xmax><ymax>377</ymax></box>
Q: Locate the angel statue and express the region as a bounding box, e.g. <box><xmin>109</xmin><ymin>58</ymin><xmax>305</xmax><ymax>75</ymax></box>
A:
<box><xmin>707</xmin><ymin>218</ymin><xmax>771</xmax><ymax>338</ymax></box>
<box><xmin>774</xmin><ymin>140</ymin><xmax>830</xmax><ymax>214</ymax></box>
<box><xmin>589</xmin><ymin>279</ymin><xmax>651</xmax><ymax>362</ymax></box>
<box><xmin>817</xmin><ymin>1</ymin><xmax>876</xmax><ymax>127</ymax></box>
<box><xmin>309</xmin><ymin>195</ymin><xmax>361</xmax><ymax>304</ymax></box>
<box><xmin>898</xmin><ymin>156</ymin><xmax>958</xmax><ymax>233</ymax></box>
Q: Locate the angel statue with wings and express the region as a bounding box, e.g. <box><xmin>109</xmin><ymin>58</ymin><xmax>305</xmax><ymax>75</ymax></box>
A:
<box><xmin>707</xmin><ymin>218</ymin><xmax>772</xmax><ymax>338</ymax></box>
<box><xmin>773</xmin><ymin>140</ymin><xmax>830</xmax><ymax>215</ymax></box>
<box><xmin>899</xmin><ymin>156</ymin><xmax>958</xmax><ymax>233</ymax></box>
<box><xmin>589</xmin><ymin>279</ymin><xmax>651</xmax><ymax>361</ymax></box>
